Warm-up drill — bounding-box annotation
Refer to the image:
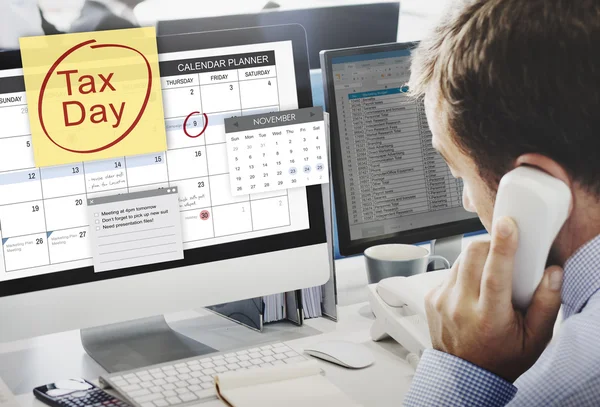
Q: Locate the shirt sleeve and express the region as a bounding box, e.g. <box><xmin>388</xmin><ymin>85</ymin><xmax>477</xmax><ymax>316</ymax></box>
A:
<box><xmin>403</xmin><ymin>349</ymin><xmax>517</xmax><ymax>407</ymax></box>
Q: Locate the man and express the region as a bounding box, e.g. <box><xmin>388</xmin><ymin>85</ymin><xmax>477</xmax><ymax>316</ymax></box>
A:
<box><xmin>70</xmin><ymin>0</ymin><xmax>144</xmax><ymax>33</ymax></box>
<box><xmin>404</xmin><ymin>0</ymin><xmax>600</xmax><ymax>405</ymax></box>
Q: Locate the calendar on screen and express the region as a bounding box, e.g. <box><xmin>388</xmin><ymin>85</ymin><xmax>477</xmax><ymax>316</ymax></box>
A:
<box><xmin>224</xmin><ymin>107</ymin><xmax>329</xmax><ymax>196</ymax></box>
<box><xmin>0</xmin><ymin>41</ymin><xmax>311</xmax><ymax>281</ymax></box>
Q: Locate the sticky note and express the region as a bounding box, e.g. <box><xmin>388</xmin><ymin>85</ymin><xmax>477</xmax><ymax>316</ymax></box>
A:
<box><xmin>20</xmin><ymin>27</ymin><xmax>167</xmax><ymax>167</ymax></box>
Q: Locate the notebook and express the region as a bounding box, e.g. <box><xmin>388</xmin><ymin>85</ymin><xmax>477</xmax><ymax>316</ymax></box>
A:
<box><xmin>214</xmin><ymin>360</ymin><xmax>362</xmax><ymax>407</ymax></box>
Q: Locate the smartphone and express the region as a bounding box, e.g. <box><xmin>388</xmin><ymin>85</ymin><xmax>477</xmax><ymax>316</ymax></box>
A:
<box><xmin>33</xmin><ymin>379</ymin><xmax>130</xmax><ymax>407</ymax></box>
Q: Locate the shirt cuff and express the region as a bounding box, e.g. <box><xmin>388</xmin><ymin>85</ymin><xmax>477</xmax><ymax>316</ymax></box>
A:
<box><xmin>403</xmin><ymin>349</ymin><xmax>518</xmax><ymax>407</ymax></box>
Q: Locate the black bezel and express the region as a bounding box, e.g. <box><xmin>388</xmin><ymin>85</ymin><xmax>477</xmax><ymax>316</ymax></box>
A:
<box><xmin>0</xmin><ymin>24</ymin><xmax>326</xmax><ymax>298</ymax></box>
<box><xmin>320</xmin><ymin>42</ymin><xmax>483</xmax><ymax>257</ymax></box>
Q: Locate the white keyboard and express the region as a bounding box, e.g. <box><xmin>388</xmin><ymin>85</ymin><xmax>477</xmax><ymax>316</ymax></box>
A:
<box><xmin>0</xmin><ymin>377</ymin><xmax>18</xmax><ymax>407</ymax></box>
<box><xmin>100</xmin><ymin>343</ymin><xmax>306</xmax><ymax>406</ymax></box>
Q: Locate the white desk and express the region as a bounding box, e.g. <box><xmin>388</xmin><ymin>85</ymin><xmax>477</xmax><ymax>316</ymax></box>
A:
<box><xmin>1</xmin><ymin>235</ymin><xmax>490</xmax><ymax>406</ymax></box>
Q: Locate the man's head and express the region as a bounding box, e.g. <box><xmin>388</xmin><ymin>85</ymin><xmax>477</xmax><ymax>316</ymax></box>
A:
<box><xmin>409</xmin><ymin>0</ymin><xmax>600</xmax><ymax>236</ymax></box>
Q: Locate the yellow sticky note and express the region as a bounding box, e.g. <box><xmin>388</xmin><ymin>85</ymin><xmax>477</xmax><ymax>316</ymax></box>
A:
<box><xmin>20</xmin><ymin>27</ymin><xmax>166</xmax><ymax>167</ymax></box>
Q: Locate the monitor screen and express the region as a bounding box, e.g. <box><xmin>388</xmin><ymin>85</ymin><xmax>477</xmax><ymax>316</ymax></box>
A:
<box><xmin>0</xmin><ymin>35</ymin><xmax>322</xmax><ymax>295</ymax></box>
<box><xmin>326</xmin><ymin>45</ymin><xmax>481</xmax><ymax>255</ymax></box>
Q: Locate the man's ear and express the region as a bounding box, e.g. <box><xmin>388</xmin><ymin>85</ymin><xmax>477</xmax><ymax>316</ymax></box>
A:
<box><xmin>514</xmin><ymin>153</ymin><xmax>574</xmax><ymax>213</ymax></box>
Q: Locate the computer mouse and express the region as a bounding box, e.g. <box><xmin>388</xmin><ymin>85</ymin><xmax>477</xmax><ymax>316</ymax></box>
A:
<box><xmin>304</xmin><ymin>340</ymin><xmax>374</xmax><ymax>369</ymax></box>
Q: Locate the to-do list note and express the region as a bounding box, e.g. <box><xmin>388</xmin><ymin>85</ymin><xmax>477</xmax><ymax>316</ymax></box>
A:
<box><xmin>87</xmin><ymin>188</ymin><xmax>183</xmax><ymax>272</ymax></box>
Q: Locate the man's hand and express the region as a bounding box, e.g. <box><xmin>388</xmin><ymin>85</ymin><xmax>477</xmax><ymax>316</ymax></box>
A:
<box><xmin>425</xmin><ymin>217</ymin><xmax>564</xmax><ymax>382</ymax></box>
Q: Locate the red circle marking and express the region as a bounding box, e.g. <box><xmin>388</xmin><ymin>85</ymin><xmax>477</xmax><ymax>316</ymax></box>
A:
<box><xmin>200</xmin><ymin>210</ymin><xmax>210</xmax><ymax>220</ymax></box>
<box><xmin>38</xmin><ymin>40</ymin><xmax>153</xmax><ymax>154</ymax></box>
<box><xmin>183</xmin><ymin>112</ymin><xmax>209</xmax><ymax>138</ymax></box>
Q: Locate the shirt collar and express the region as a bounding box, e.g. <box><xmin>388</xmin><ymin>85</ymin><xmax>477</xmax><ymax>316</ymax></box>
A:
<box><xmin>562</xmin><ymin>234</ymin><xmax>600</xmax><ymax>318</ymax></box>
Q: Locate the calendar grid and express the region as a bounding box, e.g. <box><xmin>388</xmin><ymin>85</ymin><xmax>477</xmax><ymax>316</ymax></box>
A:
<box><xmin>0</xmin><ymin>47</ymin><xmax>309</xmax><ymax>278</ymax></box>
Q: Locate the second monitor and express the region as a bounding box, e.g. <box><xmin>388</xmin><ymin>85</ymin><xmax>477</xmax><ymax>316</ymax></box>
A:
<box><xmin>321</xmin><ymin>43</ymin><xmax>483</xmax><ymax>257</ymax></box>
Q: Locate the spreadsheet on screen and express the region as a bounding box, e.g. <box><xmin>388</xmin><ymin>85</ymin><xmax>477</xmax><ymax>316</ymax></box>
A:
<box><xmin>331</xmin><ymin>49</ymin><xmax>476</xmax><ymax>241</ymax></box>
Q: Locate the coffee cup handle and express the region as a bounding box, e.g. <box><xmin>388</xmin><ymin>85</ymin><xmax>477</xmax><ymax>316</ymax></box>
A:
<box><xmin>428</xmin><ymin>255</ymin><xmax>451</xmax><ymax>270</ymax></box>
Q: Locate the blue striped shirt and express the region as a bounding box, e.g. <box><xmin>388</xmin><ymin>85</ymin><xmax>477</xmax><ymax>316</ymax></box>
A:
<box><xmin>404</xmin><ymin>234</ymin><xmax>600</xmax><ymax>406</ymax></box>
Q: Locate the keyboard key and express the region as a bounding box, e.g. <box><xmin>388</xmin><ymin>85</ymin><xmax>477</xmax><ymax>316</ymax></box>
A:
<box><xmin>165</xmin><ymin>397</ymin><xmax>181</xmax><ymax>405</ymax></box>
<box><xmin>215</xmin><ymin>366</ymin><xmax>227</xmax><ymax>373</ymax></box>
<box><xmin>179</xmin><ymin>394</ymin><xmax>197</xmax><ymax>403</ymax></box>
<box><xmin>251</xmin><ymin>360</ymin><xmax>262</xmax><ymax>365</ymax></box>
<box><xmin>187</xmin><ymin>360</ymin><xmax>199</xmax><ymax>366</ymax></box>
<box><xmin>213</xmin><ymin>355</ymin><xmax>224</xmax><ymax>360</ymax></box>
<box><xmin>249</xmin><ymin>352</ymin><xmax>261</xmax><ymax>359</ymax></box>
<box><xmin>188</xmin><ymin>385</ymin><xmax>202</xmax><ymax>392</ymax></box>
<box><xmin>224</xmin><ymin>353</ymin><xmax>236</xmax><ymax>358</ymax></box>
<box><xmin>193</xmin><ymin>389</ymin><xmax>215</xmax><ymax>400</ymax></box>
<box><xmin>153</xmin><ymin>379</ymin><xmax>167</xmax><ymax>386</ymax></box>
<box><xmin>149</xmin><ymin>369</ymin><xmax>161</xmax><ymax>374</ymax></box>
<box><xmin>189</xmin><ymin>365</ymin><xmax>202</xmax><ymax>372</ymax></box>
<box><xmin>214</xmin><ymin>360</ymin><xmax>226</xmax><ymax>367</ymax></box>
<box><xmin>262</xmin><ymin>356</ymin><xmax>276</xmax><ymax>363</ymax></box>
<box><xmin>150</xmin><ymin>387</ymin><xmax>163</xmax><ymax>394</ymax></box>
<box><xmin>260</xmin><ymin>345</ymin><xmax>273</xmax><ymax>350</ymax></box>
<box><xmin>135</xmin><ymin>371</ymin><xmax>149</xmax><ymax>377</ymax></box>
<box><xmin>127</xmin><ymin>378</ymin><xmax>141</xmax><ymax>385</ymax></box>
<box><xmin>273</xmin><ymin>343</ymin><xmax>286</xmax><ymax>348</ymax></box>
<box><xmin>165</xmin><ymin>370</ymin><xmax>178</xmax><ymax>377</ymax></box>
<box><xmin>273</xmin><ymin>360</ymin><xmax>285</xmax><ymax>366</ymax></box>
<box><xmin>154</xmin><ymin>400</ymin><xmax>168</xmax><ymax>407</ymax></box>
<box><xmin>162</xmin><ymin>391</ymin><xmax>176</xmax><ymax>398</ymax></box>
<box><xmin>190</xmin><ymin>372</ymin><xmax>203</xmax><ymax>378</ymax></box>
<box><xmin>174</xmin><ymin>363</ymin><xmax>186</xmax><ymax>369</ymax></box>
<box><xmin>187</xmin><ymin>379</ymin><xmax>200</xmax><ymax>385</ymax></box>
<box><xmin>200</xmin><ymin>383</ymin><xmax>213</xmax><ymax>390</ymax></box>
<box><xmin>261</xmin><ymin>350</ymin><xmax>274</xmax><ymax>356</ymax></box>
<box><xmin>176</xmin><ymin>367</ymin><xmax>190</xmax><ymax>374</ymax></box>
<box><xmin>198</xmin><ymin>358</ymin><xmax>211</xmax><ymax>364</ymax></box>
<box><xmin>112</xmin><ymin>376</ymin><xmax>124</xmax><ymax>381</ymax></box>
<box><xmin>225</xmin><ymin>357</ymin><xmax>239</xmax><ymax>363</ymax></box>
<box><xmin>141</xmin><ymin>382</ymin><xmax>154</xmax><ymax>389</ymax></box>
<box><xmin>165</xmin><ymin>377</ymin><xmax>178</xmax><ymax>384</ymax></box>
<box><xmin>201</xmin><ymin>362</ymin><xmax>215</xmax><ymax>369</ymax></box>
<box><xmin>248</xmin><ymin>348</ymin><xmax>260</xmax><ymax>353</ymax></box>
<box><xmin>239</xmin><ymin>361</ymin><xmax>252</xmax><ymax>367</ymax></box>
<box><xmin>135</xmin><ymin>393</ymin><xmax>163</xmax><ymax>403</ymax></box>
<box><xmin>175</xmin><ymin>382</ymin><xmax>187</xmax><ymax>389</ymax></box>
<box><xmin>174</xmin><ymin>389</ymin><xmax>188</xmax><ymax>395</ymax></box>
<box><xmin>162</xmin><ymin>384</ymin><xmax>176</xmax><ymax>391</ymax></box>
<box><xmin>202</xmin><ymin>368</ymin><xmax>216</xmax><ymax>375</ymax></box>
<box><xmin>286</xmin><ymin>356</ymin><xmax>306</xmax><ymax>364</ymax></box>
<box><xmin>237</xmin><ymin>350</ymin><xmax>249</xmax><ymax>355</ymax></box>
<box><xmin>177</xmin><ymin>374</ymin><xmax>191</xmax><ymax>381</ymax></box>
<box><xmin>238</xmin><ymin>355</ymin><xmax>250</xmax><ymax>361</ymax></box>
<box><xmin>152</xmin><ymin>373</ymin><xmax>166</xmax><ymax>380</ymax></box>
<box><xmin>274</xmin><ymin>354</ymin><xmax>287</xmax><ymax>360</ymax></box>
<box><xmin>129</xmin><ymin>389</ymin><xmax>150</xmax><ymax>398</ymax></box>
<box><xmin>121</xmin><ymin>384</ymin><xmax>141</xmax><ymax>392</ymax></box>
<box><xmin>226</xmin><ymin>363</ymin><xmax>240</xmax><ymax>370</ymax></box>
<box><xmin>273</xmin><ymin>347</ymin><xmax>288</xmax><ymax>354</ymax></box>
<box><xmin>285</xmin><ymin>351</ymin><xmax>298</xmax><ymax>357</ymax></box>
<box><xmin>124</xmin><ymin>374</ymin><xmax>136</xmax><ymax>379</ymax></box>
<box><xmin>200</xmin><ymin>377</ymin><xmax>212</xmax><ymax>383</ymax></box>
<box><xmin>113</xmin><ymin>379</ymin><xmax>128</xmax><ymax>387</ymax></box>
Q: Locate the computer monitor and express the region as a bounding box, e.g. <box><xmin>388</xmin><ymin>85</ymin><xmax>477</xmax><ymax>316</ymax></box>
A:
<box><xmin>0</xmin><ymin>25</ymin><xmax>329</xmax><ymax>362</ymax></box>
<box><xmin>156</xmin><ymin>3</ymin><xmax>401</xmax><ymax>70</ymax></box>
<box><xmin>321</xmin><ymin>42</ymin><xmax>483</xmax><ymax>258</ymax></box>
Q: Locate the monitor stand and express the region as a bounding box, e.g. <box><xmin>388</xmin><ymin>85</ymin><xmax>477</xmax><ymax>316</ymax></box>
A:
<box><xmin>429</xmin><ymin>234</ymin><xmax>463</xmax><ymax>270</ymax></box>
<box><xmin>81</xmin><ymin>315</ymin><xmax>217</xmax><ymax>373</ymax></box>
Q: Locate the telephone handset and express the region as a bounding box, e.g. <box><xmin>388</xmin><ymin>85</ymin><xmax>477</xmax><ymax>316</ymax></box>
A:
<box><xmin>369</xmin><ymin>166</ymin><xmax>571</xmax><ymax>364</ymax></box>
<box><xmin>492</xmin><ymin>166</ymin><xmax>571</xmax><ymax>309</ymax></box>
